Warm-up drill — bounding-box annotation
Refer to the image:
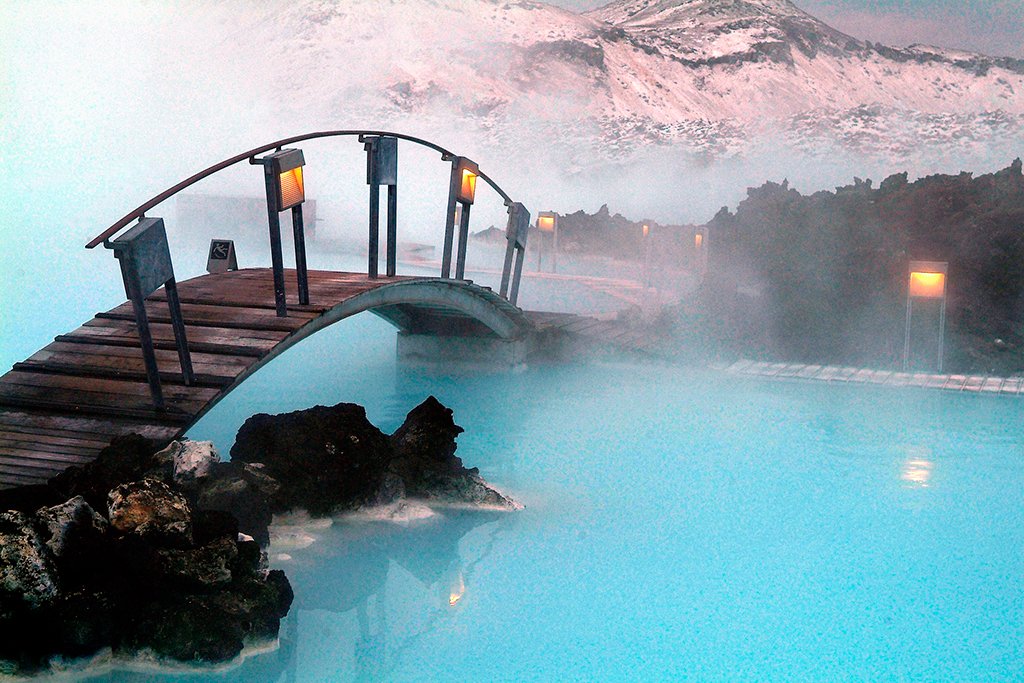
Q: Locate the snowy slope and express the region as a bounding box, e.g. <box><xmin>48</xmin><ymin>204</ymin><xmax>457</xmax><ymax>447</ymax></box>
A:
<box><xmin>213</xmin><ymin>0</ymin><xmax>1024</xmax><ymax>161</ymax></box>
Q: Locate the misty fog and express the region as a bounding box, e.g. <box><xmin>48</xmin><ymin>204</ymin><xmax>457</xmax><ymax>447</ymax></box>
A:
<box><xmin>2</xmin><ymin>1</ymin><xmax>1020</xmax><ymax>370</ymax></box>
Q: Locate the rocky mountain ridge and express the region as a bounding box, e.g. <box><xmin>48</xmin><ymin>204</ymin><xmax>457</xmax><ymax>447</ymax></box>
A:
<box><xmin>219</xmin><ymin>0</ymin><xmax>1024</xmax><ymax>161</ymax></box>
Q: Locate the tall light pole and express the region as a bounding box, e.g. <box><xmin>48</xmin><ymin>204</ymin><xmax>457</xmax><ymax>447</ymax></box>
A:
<box><xmin>442</xmin><ymin>156</ymin><xmax>478</xmax><ymax>280</ymax></box>
<box><xmin>642</xmin><ymin>223</ymin><xmax>651</xmax><ymax>287</ymax></box>
<box><xmin>537</xmin><ymin>212</ymin><xmax>557</xmax><ymax>273</ymax></box>
<box><xmin>903</xmin><ymin>260</ymin><xmax>948</xmax><ymax>372</ymax></box>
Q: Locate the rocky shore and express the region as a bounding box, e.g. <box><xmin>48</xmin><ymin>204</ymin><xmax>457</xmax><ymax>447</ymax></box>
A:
<box><xmin>0</xmin><ymin>396</ymin><xmax>516</xmax><ymax>676</ymax></box>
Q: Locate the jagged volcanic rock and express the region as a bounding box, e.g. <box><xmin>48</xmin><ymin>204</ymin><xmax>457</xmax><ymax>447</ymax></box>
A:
<box><xmin>231</xmin><ymin>398</ymin><xmax>518</xmax><ymax>513</ymax></box>
<box><xmin>0</xmin><ymin>469</ymin><xmax>293</xmax><ymax>675</ymax></box>
<box><xmin>230</xmin><ymin>403</ymin><xmax>396</xmax><ymax>515</ymax></box>
<box><xmin>390</xmin><ymin>397</ymin><xmax>517</xmax><ymax>509</ymax></box>
<box><xmin>107</xmin><ymin>480</ymin><xmax>194</xmax><ymax>548</ymax></box>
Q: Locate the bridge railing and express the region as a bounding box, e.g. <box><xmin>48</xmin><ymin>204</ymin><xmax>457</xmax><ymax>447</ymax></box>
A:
<box><xmin>85</xmin><ymin>130</ymin><xmax>532</xmax><ymax>306</ymax></box>
<box><xmin>85</xmin><ymin>130</ymin><xmax>533</xmax><ymax>409</ymax></box>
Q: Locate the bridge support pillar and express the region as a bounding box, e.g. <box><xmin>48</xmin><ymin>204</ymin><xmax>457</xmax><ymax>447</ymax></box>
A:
<box><xmin>396</xmin><ymin>333</ymin><xmax>530</xmax><ymax>368</ymax></box>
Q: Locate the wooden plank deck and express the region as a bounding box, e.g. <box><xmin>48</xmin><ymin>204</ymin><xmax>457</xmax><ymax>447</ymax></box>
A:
<box><xmin>0</xmin><ymin>268</ymin><xmax>424</xmax><ymax>489</ymax></box>
<box><xmin>723</xmin><ymin>360</ymin><xmax>1024</xmax><ymax>396</ymax></box>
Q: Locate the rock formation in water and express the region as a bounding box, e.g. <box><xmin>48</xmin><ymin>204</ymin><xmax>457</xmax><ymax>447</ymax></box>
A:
<box><xmin>0</xmin><ymin>438</ymin><xmax>293</xmax><ymax>676</ymax></box>
<box><xmin>0</xmin><ymin>396</ymin><xmax>514</xmax><ymax>675</ymax></box>
<box><xmin>230</xmin><ymin>396</ymin><xmax>518</xmax><ymax>515</ymax></box>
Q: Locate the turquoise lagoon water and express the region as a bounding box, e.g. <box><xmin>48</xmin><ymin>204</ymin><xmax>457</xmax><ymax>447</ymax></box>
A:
<box><xmin>75</xmin><ymin>315</ymin><xmax>1024</xmax><ymax>682</ymax></box>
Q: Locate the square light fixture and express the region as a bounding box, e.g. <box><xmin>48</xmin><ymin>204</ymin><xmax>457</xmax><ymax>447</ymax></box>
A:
<box><xmin>269</xmin><ymin>149</ymin><xmax>306</xmax><ymax>210</ymax></box>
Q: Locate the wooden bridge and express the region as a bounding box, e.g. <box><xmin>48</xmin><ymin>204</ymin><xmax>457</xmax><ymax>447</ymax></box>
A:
<box><xmin>0</xmin><ymin>129</ymin><xmax>651</xmax><ymax>489</ymax></box>
<box><xmin>0</xmin><ymin>267</ymin><xmax>544</xmax><ymax>487</ymax></box>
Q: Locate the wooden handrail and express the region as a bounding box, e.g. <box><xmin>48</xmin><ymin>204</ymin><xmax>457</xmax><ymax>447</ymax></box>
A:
<box><xmin>85</xmin><ymin>129</ymin><xmax>513</xmax><ymax>248</ymax></box>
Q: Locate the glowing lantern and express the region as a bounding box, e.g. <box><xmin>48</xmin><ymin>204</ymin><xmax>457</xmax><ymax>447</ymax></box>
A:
<box><xmin>903</xmin><ymin>260</ymin><xmax>948</xmax><ymax>372</ymax></box>
<box><xmin>695</xmin><ymin>232</ymin><xmax>703</xmax><ymax>248</ymax></box>
<box><xmin>642</xmin><ymin>223</ymin><xmax>650</xmax><ymax>238</ymax></box>
<box><xmin>443</xmin><ymin>156</ymin><xmax>481</xmax><ymax>279</ymax></box>
<box><xmin>908</xmin><ymin>261</ymin><xmax>947</xmax><ymax>299</ymax></box>
<box><xmin>455</xmin><ymin>158</ymin><xmax>479</xmax><ymax>204</ymax></box>
<box><xmin>537</xmin><ymin>212</ymin><xmax>556</xmax><ymax>233</ymax></box>
<box><xmin>535</xmin><ymin>211</ymin><xmax>558</xmax><ymax>272</ymax></box>
<box><xmin>268</xmin><ymin>149</ymin><xmax>306</xmax><ymax>210</ymax></box>
<box><xmin>909</xmin><ymin>271</ymin><xmax>945</xmax><ymax>299</ymax></box>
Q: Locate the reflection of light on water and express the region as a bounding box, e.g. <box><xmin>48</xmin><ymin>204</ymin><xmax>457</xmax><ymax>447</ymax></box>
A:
<box><xmin>449</xmin><ymin>573</ymin><xmax>466</xmax><ymax>607</ymax></box>
<box><xmin>901</xmin><ymin>458</ymin><xmax>934</xmax><ymax>487</ymax></box>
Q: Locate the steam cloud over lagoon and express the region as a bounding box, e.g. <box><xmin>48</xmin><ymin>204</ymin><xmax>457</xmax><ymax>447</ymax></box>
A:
<box><xmin>2</xmin><ymin>0</ymin><xmax>1022</xmax><ymax>368</ymax></box>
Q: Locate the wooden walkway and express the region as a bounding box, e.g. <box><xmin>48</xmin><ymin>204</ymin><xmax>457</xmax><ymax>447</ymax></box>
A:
<box><xmin>526</xmin><ymin>311</ymin><xmax>663</xmax><ymax>353</ymax></box>
<box><xmin>722</xmin><ymin>360</ymin><xmax>1024</xmax><ymax>395</ymax></box>
<box><xmin>0</xmin><ymin>268</ymin><xmax>532</xmax><ymax>489</ymax></box>
<box><xmin>0</xmin><ymin>265</ymin><xmax>665</xmax><ymax>490</ymax></box>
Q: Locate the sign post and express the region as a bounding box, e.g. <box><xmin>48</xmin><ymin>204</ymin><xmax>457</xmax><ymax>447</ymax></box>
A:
<box><xmin>106</xmin><ymin>217</ymin><xmax>194</xmax><ymax>409</ymax></box>
<box><xmin>500</xmin><ymin>202</ymin><xmax>531</xmax><ymax>305</ymax></box>
<box><xmin>361</xmin><ymin>135</ymin><xmax>399</xmax><ymax>278</ymax></box>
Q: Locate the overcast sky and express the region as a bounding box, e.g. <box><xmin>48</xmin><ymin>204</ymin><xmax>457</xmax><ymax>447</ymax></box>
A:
<box><xmin>553</xmin><ymin>0</ymin><xmax>1024</xmax><ymax>58</ymax></box>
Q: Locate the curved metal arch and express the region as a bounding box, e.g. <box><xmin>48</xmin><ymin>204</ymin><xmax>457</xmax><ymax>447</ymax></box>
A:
<box><xmin>313</xmin><ymin>278</ymin><xmax>533</xmax><ymax>340</ymax></box>
<box><xmin>181</xmin><ymin>278</ymin><xmax>534</xmax><ymax>430</ymax></box>
<box><xmin>86</xmin><ymin>129</ymin><xmax>514</xmax><ymax>248</ymax></box>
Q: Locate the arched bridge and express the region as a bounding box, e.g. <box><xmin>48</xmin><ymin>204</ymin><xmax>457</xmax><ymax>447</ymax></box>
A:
<box><xmin>0</xmin><ymin>130</ymin><xmax>619</xmax><ymax>488</ymax></box>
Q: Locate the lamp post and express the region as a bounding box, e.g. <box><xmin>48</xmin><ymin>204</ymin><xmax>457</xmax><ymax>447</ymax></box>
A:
<box><xmin>694</xmin><ymin>227</ymin><xmax>707</xmax><ymax>277</ymax></box>
<box><xmin>251</xmin><ymin>148</ymin><xmax>309</xmax><ymax>317</ymax></box>
<box><xmin>642</xmin><ymin>223</ymin><xmax>651</xmax><ymax>287</ymax></box>
<box><xmin>903</xmin><ymin>260</ymin><xmax>948</xmax><ymax>372</ymax></box>
<box><xmin>442</xmin><ymin>156</ymin><xmax>478</xmax><ymax>280</ymax></box>
<box><xmin>362</xmin><ymin>135</ymin><xmax>398</xmax><ymax>278</ymax></box>
<box><xmin>536</xmin><ymin>212</ymin><xmax>557</xmax><ymax>273</ymax></box>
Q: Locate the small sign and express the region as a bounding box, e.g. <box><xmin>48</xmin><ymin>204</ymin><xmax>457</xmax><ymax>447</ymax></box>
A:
<box><xmin>207</xmin><ymin>239</ymin><xmax>238</xmax><ymax>274</ymax></box>
<box><xmin>506</xmin><ymin>202</ymin><xmax>530</xmax><ymax>249</ymax></box>
<box><xmin>111</xmin><ymin>217</ymin><xmax>175</xmax><ymax>299</ymax></box>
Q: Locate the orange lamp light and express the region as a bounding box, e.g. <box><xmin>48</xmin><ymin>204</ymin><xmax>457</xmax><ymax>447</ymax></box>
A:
<box><xmin>642</xmin><ymin>224</ymin><xmax>650</xmax><ymax>238</ymax></box>
<box><xmin>908</xmin><ymin>261</ymin><xmax>947</xmax><ymax>299</ymax></box>
<box><xmin>278</xmin><ymin>166</ymin><xmax>304</xmax><ymax>209</ymax></box>
<box><xmin>268</xmin><ymin>148</ymin><xmax>306</xmax><ymax>211</ymax></box>
<box><xmin>695</xmin><ymin>232</ymin><xmax>703</xmax><ymax>248</ymax></box>
<box><xmin>460</xmin><ymin>169</ymin><xmax>477</xmax><ymax>203</ymax></box>
<box><xmin>538</xmin><ymin>212</ymin><xmax>556</xmax><ymax>232</ymax></box>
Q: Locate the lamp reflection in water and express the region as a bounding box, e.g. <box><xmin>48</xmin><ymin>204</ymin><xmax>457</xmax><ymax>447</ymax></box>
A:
<box><xmin>901</xmin><ymin>447</ymin><xmax>935</xmax><ymax>488</ymax></box>
<box><xmin>447</xmin><ymin>571</ymin><xmax>466</xmax><ymax>607</ymax></box>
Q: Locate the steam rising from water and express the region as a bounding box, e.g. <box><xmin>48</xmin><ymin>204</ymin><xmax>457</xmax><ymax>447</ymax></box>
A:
<box><xmin>1</xmin><ymin>2</ymin><xmax>1019</xmax><ymax>370</ymax></box>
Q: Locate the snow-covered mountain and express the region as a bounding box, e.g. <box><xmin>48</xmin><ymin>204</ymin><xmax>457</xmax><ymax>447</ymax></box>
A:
<box><xmin>218</xmin><ymin>0</ymin><xmax>1024</xmax><ymax>161</ymax></box>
